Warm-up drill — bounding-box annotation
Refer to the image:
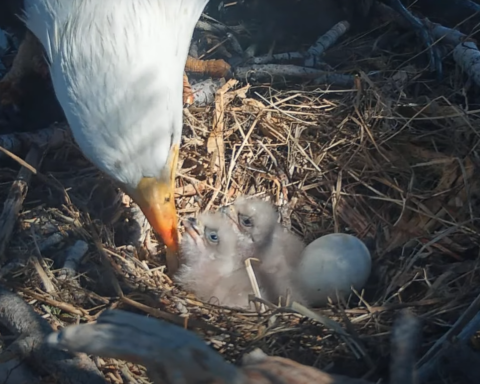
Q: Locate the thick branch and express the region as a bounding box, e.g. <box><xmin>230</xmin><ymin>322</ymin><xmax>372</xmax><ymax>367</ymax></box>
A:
<box><xmin>47</xmin><ymin>309</ymin><xmax>375</xmax><ymax>384</ymax></box>
<box><xmin>389</xmin><ymin>310</ymin><xmax>421</xmax><ymax>384</ymax></box>
<box><xmin>417</xmin><ymin>292</ymin><xmax>480</xmax><ymax>382</ymax></box>
<box><xmin>47</xmin><ymin>309</ymin><xmax>245</xmax><ymax>384</ymax></box>
<box><xmin>442</xmin><ymin>344</ymin><xmax>480</xmax><ymax>383</ymax></box>
<box><xmin>0</xmin><ymin>359</ymin><xmax>40</xmax><ymax>384</ymax></box>
<box><xmin>0</xmin><ymin>286</ymin><xmax>106</xmax><ymax>384</ymax></box>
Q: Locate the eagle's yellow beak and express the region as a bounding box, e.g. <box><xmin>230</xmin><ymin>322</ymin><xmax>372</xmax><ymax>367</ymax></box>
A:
<box><xmin>133</xmin><ymin>177</ymin><xmax>179</xmax><ymax>251</ymax></box>
<box><xmin>128</xmin><ymin>145</ymin><xmax>179</xmax><ymax>254</ymax></box>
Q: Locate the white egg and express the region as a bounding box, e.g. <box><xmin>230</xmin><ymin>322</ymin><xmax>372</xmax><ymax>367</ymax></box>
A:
<box><xmin>294</xmin><ymin>233</ymin><xmax>371</xmax><ymax>307</ymax></box>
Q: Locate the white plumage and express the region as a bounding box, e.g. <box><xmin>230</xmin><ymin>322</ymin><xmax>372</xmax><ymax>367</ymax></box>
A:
<box><xmin>222</xmin><ymin>197</ymin><xmax>308</xmax><ymax>305</ymax></box>
<box><xmin>175</xmin><ymin>213</ymin><xmax>258</xmax><ymax>309</ymax></box>
<box><xmin>20</xmin><ymin>0</ymin><xmax>210</xmax><ymax>252</ymax></box>
<box><xmin>23</xmin><ymin>0</ymin><xmax>207</xmax><ymax>186</ymax></box>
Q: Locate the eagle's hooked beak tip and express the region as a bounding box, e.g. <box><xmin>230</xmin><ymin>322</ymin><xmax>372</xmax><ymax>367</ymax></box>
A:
<box><xmin>130</xmin><ymin>176</ymin><xmax>179</xmax><ymax>253</ymax></box>
<box><xmin>131</xmin><ymin>145</ymin><xmax>180</xmax><ymax>256</ymax></box>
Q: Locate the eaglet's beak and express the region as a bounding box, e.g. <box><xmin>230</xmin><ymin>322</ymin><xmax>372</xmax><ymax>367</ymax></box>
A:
<box><xmin>219</xmin><ymin>205</ymin><xmax>240</xmax><ymax>229</ymax></box>
<box><xmin>182</xmin><ymin>217</ymin><xmax>208</xmax><ymax>254</ymax></box>
<box><xmin>183</xmin><ymin>217</ymin><xmax>200</xmax><ymax>240</ymax></box>
<box><xmin>128</xmin><ymin>145</ymin><xmax>179</xmax><ymax>256</ymax></box>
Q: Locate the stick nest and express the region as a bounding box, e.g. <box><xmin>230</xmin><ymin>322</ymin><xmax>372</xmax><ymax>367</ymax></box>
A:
<box><xmin>1</xmin><ymin>4</ymin><xmax>480</xmax><ymax>384</ymax></box>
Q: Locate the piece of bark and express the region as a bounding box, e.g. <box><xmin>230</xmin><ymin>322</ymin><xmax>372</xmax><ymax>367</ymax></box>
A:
<box><xmin>0</xmin><ymin>146</ymin><xmax>42</xmax><ymax>264</ymax></box>
<box><xmin>304</xmin><ymin>21</ymin><xmax>350</xmax><ymax>67</ymax></box>
<box><xmin>235</xmin><ymin>64</ymin><xmax>326</xmax><ymax>81</ymax></box>
<box><xmin>426</xmin><ymin>19</ymin><xmax>469</xmax><ymax>47</ymax></box>
<box><xmin>194</xmin><ymin>20</ymin><xmax>246</xmax><ymax>36</ymax></box>
<box><xmin>250</xmin><ymin>51</ymin><xmax>305</xmax><ymax>65</ymax></box>
<box><xmin>0</xmin><ymin>123</ymin><xmax>69</xmax><ymax>159</ymax></box>
<box><xmin>174</xmin><ymin>182</ymin><xmax>207</xmax><ymax>197</ymax></box>
<box><xmin>0</xmin><ymin>286</ymin><xmax>106</xmax><ymax>384</ymax></box>
<box><xmin>453</xmin><ymin>41</ymin><xmax>480</xmax><ymax>87</ymax></box>
<box><xmin>0</xmin><ymin>359</ymin><xmax>41</xmax><ymax>384</ymax></box>
<box><xmin>234</xmin><ymin>64</ymin><xmax>355</xmax><ymax>87</ymax></box>
<box><xmin>250</xmin><ymin>20</ymin><xmax>350</xmax><ymax>68</ymax></box>
<box><xmin>47</xmin><ymin>309</ymin><xmax>373</xmax><ymax>384</ymax></box>
<box><xmin>422</xmin><ymin>18</ymin><xmax>480</xmax><ymax>88</ymax></box>
<box><xmin>312</xmin><ymin>73</ymin><xmax>355</xmax><ymax>87</ymax></box>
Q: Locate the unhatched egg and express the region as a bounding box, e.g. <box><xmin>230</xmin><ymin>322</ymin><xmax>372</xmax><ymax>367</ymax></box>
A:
<box><xmin>293</xmin><ymin>233</ymin><xmax>371</xmax><ymax>307</ymax></box>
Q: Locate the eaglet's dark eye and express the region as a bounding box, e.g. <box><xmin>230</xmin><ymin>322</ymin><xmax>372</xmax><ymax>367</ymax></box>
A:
<box><xmin>238</xmin><ymin>214</ymin><xmax>253</xmax><ymax>227</ymax></box>
<box><xmin>205</xmin><ymin>227</ymin><xmax>219</xmax><ymax>243</ymax></box>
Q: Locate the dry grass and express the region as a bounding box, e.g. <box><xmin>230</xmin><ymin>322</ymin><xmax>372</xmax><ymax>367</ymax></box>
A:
<box><xmin>1</xmin><ymin>7</ymin><xmax>480</xmax><ymax>384</ymax></box>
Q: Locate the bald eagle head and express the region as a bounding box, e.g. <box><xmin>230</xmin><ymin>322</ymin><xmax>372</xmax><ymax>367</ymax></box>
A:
<box><xmin>23</xmin><ymin>0</ymin><xmax>209</xmax><ymax>252</ymax></box>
